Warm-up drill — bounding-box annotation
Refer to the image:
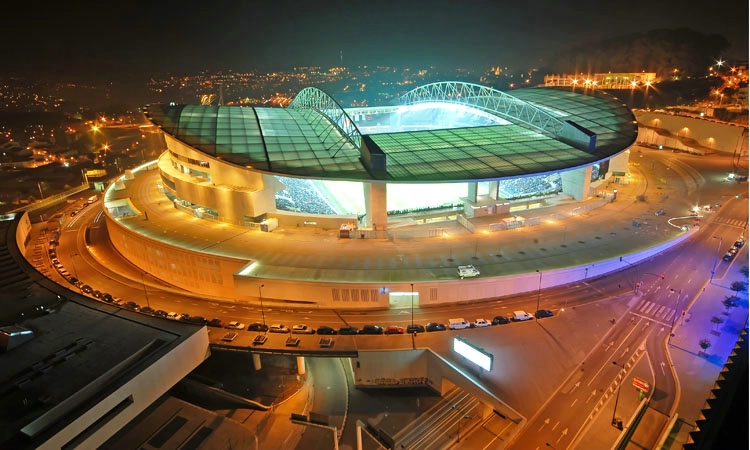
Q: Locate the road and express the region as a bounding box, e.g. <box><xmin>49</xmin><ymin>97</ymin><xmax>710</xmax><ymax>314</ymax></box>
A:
<box><xmin>27</xmin><ymin>146</ymin><xmax>748</xmax><ymax>450</ymax></box>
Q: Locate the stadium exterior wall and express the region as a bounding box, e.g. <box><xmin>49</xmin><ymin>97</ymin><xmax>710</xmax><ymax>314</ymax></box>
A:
<box><xmin>104</xmin><ymin>203</ymin><xmax>696</xmax><ymax>309</ymax></box>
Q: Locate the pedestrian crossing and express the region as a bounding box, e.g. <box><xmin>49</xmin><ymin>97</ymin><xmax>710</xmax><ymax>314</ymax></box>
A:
<box><xmin>712</xmin><ymin>216</ymin><xmax>748</xmax><ymax>229</ymax></box>
<box><xmin>633</xmin><ymin>298</ymin><xmax>679</xmax><ymax>325</ymax></box>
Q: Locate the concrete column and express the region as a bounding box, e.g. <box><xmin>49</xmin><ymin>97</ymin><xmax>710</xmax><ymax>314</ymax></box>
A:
<box><xmin>488</xmin><ymin>180</ymin><xmax>499</xmax><ymax>200</ymax></box>
<box><xmin>296</xmin><ymin>356</ymin><xmax>306</xmax><ymax>375</ymax></box>
<box><xmin>364</xmin><ymin>182</ymin><xmax>387</xmax><ymax>231</ymax></box>
<box><xmin>608</xmin><ymin>151</ymin><xmax>630</xmax><ymax>176</ymax></box>
<box><xmin>561</xmin><ymin>166</ymin><xmax>593</xmax><ymax>201</ymax></box>
<box><xmin>252</xmin><ymin>353</ymin><xmax>262</xmax><ymax>371</ymax></box>
<box><xmin>467</xmin><ymin>182</ymin><xmax>478</xmax><ymax>203</ymax></box>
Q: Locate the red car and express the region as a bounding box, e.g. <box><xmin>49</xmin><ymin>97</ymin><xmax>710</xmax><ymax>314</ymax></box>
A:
<box><xmin>385</xmin><ymin>325</ymin><xmax>405</xmax><ymax>334</ymax></box>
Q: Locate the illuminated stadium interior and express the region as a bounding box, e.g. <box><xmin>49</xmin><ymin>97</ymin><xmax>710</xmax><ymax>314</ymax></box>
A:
<box><xmin>273</xmin><ymin>102</ymin><xmax>600</xmax><ymax>216</ymax></box>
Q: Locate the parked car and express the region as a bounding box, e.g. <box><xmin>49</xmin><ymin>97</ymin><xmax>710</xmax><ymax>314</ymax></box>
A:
<box><xmin>166</xmin><ymin>312</ymin><xmax>181</xmax><ymax>320</ymax></box>
<box><xmin>207</xmin><ymin>318</ymin><xmax>224</xmax><ymax>327</ymax></box>
<box><xmin>269</xmin><ymin>324</ymin><xmax>290</xmax><ymax>333</ymax></box>
<box><xmin>123</xmin><ymin>301</ymin><xmax>140</xmax><ymax>312</ymax></box>
<box><xmin>448</xmin><ymin>318</ymin><xmax>471</xmax><ymax>330</ymax></box>
<box><xmin>316</xmin><ymin>325</ymin><xmax>337</xmax><ymax>335</ymax></box>
<box><xmin>512</xmin><ymin>311</ymin><xmax>534</xmax><ymax>321</ymax></box>
<box><xmin>406</xmin><ymin>324</ymin><xmax>425</xmax><ymax>334</ymax></box>
<box><xmin>183</xmin><ymin>315</ymin><xmax>207</xmax><ymax>325</ymax></box>
<box><xmin>338</xmin><ymin>326</ymin><xmax>359</xmax><ymax>335</ymax></box>
<box><xmin>723</xmin><ymin>251</ymin><xmax>736</xmax><ymax>262</ymax></box>
<box><xmin>92</xmin><ymin>290</ymin><xmax>103</xmax><ymax>299</ymax></box>
<box><xmin>360</xmin><ymin>325</ymin><xmax>384</xmax><ymax>335</ymax></box>
<box><xmin>385</xmin><ymin>325</ymin><xmax>405</xmax><ymax>334</ymax></box>
<box><xmin>153</xmin><ymin>310</ymin><xmax>168</xmax><ymax>318</ymax></box>
<box><xmin>535</xmin><ymin>309</ymin><xmax>554</xmax><ymax>319</ymax></box>
<box><xmin>140</xmin><ymin>306</ymin><xmax>155</xmax><ymax>315</ymax></box>
<box><xmin>425</xmin><ymin>322</ymin><xmax>446</xmax><ymax>332</ymax></box>
<box><xmin>101</xmin><ymin>292</ymin><xmax>113</xmax><ymax>303</ymax></box>
<box><xmin>655</xmin><ymin>208</ymin><xmax>666</xmax><ymax>216</ymax></box>
<box><xmin>248</xmin><ymin>322</ymin><xmax>269</xmax><ymax>332</ymax></box>
<box><xmin>292</xmin><ymin>324</ymin><xmax>316</xmax><ymax>334</ymax></box>
<box><xmin>226</xmin><ymin>321</ymin><xmax>246</xmax><ymax>330</ymax></box>
<box><xmin>734</xmin><ymin>238</ymin><xmax>745</xmax><ymax>248</ymax></box>
<box><xmin>472</xmin><ymin>318</ymin><xmax>491</xmax><ymax>327</ymax></box>
<box><xmin>81</xmin><ymin>284</ymin><xmax>93</xmax><ymax>294</ymax></box>
<box><xmin>457</xmin><ymin>264</ymin><xmax>480</xmax><ymax>279</ymax></box>
<box><xmin>492</xmin><ymin>316</ymin><xmax>511</xmax><ymax>325</ymax></box>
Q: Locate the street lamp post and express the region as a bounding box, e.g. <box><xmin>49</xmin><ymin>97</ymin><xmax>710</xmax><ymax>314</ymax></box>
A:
<box><xmin>710</xmin><ymin>236</ymin><xmax>723</xmax><ymax>283</ymax></box>
<box><xmin>536</xmin><ymin>270</ymin><xmax>542</xmax><ymax>313</ymax></box>
<box><xmin>140</xmin><ymin>272</ymin><xmax>151</xmax><ymax>309</ymax></box>
<box><xmin>259</xmin><ymin>284</ymin><xmax>266</xmax><ymax>327</ymax></box>
<box><xmin>611</xmin><ymin>361</ymin><xmax>625</xmax><ymax>430</ymax></box>
<box><xmin>410</xmin><ymin>283</ymin><xmax>414</xmax><ymax>329</ymax></box>
<box><xmin>456</xmin><ymin>413</ymin><xmax>471</xmax><ymax>443</ymax></box>
<box><xmin>668</xmin><ymin>289</ymin><xmax>682</xmax><ymax>345</ymax></box>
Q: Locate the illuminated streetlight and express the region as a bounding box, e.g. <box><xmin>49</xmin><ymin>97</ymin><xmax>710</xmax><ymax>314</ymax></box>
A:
<box><xmin>259</xmin><ymin>284</ymin><xmax>266</xmax><ymax>327</ymax></box>
<box><xmin>611</xmin><ymin>361</ymin><xmax>626</xmax><ymax>430</ymax></box>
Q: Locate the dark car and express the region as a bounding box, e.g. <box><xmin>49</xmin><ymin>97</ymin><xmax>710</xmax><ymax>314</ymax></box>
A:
<box><xmin>406</xmin><ymin>324</ymin><xmax>425</xmax><ymax>334</ymax></box>
<box><xmin>316</xmin><ymin>325</ymin><xmax>337</xmax><ymax>335</ymax></box>
<box><xmin>492</xmin><ymin>315</ymin><xmax>511</xmax><ymax>325</ymax></box>
<box><xmin>101</xmin><ymin>292</ymin><xmax>113</xmax><ymax>302</ymax></box>
<box><xmin>535</xmin><ymin>309</ymin><xmax>554</xmax><ymax>319</ymax></box>
<box><xmin>338</xmin><ymin>326</ymin><xmax>359</xmax><ymax>335</ymax></box>
<box><xmin>140</xmin><ymin>306</ymin><xmax>155</xmax><ymax>315</ymax></box>
<box><xmin>153</xmin><ymin>309</ymin><xmax>168</xmax><ymax>318</ymax></box>
<box><xmin>248</xmin><ymin>322</ymin><xmax>269</xmax><ymax>332</ymax></box>
<box><xmin>425</xmin><ymin>322</ymin><xmax>446</xmax><ymax>332</ymax></box>
<box><xmin>183</xmin><ymin>315</ymin><xmax>207</xmax><ymax>325</ymax></box>
<box><xmin>92</xmin><ymin>290</ymin><xmax>103</xmax><ymax>299</ymax></box>
<box><xmin>360</xmin><ymin>325</ymin><xmax>384</xmax><ymax>335</ymax></box>
<box><xmin>81</xmin><ymin>284</ymin><xmax>93</xmax><ymax>294</ymax></box>
<box><xmin>207</xmin><ymin>318</ymin><xmax>224</xmax><ymax>327</ymax></box>
<box><xmin>123</xmin><ymin>301</ymin><xmax>140</xmax><ymax>311</ymax></box>
<box><xmin>734</xmin><ymin>238</ymin><xmax>745</xmax><ymax>248</ymax></box>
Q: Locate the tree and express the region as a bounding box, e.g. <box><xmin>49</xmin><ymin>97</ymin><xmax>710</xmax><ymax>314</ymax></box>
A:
<box><xmin>711</xmin><ymin>316</ymin><xmax>723</xmax><ymax>331</ymax></box>
<box><xmin>699</xmin><ymin>339</ymin><xmax>712</xmax><ymax>355</ymax></box>
<box><xmin>723</xmin><ymin>295</ymin><xmax>740</xmax><ymax>311</ymax></box>
<box><xmin>740</xmin><ymin>265</ymin><xmax>748</xmax><ymax>277</ymax></box>
<box><xmin>730</xmin><ymin>281</ymin><xmax>747</xmax><ymax>294</ymax></box>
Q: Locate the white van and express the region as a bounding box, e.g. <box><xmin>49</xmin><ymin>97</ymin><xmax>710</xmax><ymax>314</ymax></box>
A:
<box><xmin>448</xmin><ymin>318</ymin><xmax>471</xmax><ymax>330</ymax></box>
<box><xmin>457</xmin><ymin>265</ymin><xmax>480</xmax><ymax>279</ymax></box>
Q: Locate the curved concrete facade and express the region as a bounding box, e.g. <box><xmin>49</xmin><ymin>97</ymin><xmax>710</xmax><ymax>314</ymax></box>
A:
<box><xmin>103</xmin><ymin>154</ymin><xmax>690</xmax><ymax>310</ymax></box>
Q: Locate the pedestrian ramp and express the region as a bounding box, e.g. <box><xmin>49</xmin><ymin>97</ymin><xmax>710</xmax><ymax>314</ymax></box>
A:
<box><xmin>390</xmin><ymin>386</ymin><xmax>486</xmax><ymax>450</ymax></box>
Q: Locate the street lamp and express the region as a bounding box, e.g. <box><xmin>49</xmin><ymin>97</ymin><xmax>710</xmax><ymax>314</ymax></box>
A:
<box><xmin>410</xmin><ymin>283</ymin><xmax>414</xmax><ymax>329</ymax></box>
<box><xmin>535</xmin><ymin>270</ymin><xmax>542</xmax><ymax>313</ymax></box>
<box><xmin>455</xmin><ymin>412</ymin><xmax>471</xmax><ymax>443</ymax></box>
<box><xmin>710</xmin><ymin>236</ymin><xmax>723</xmax><ymax>283</ymax></box>
<box><xmin>668</xmin><ymin>289</ymin><xmax>682</xmax><ymax>345</ymax></box>
<box><xmin>611</xmin><ymin>361</ymin><xmax>626</xmax><ymax>430</ymax></box>
<box><xmin>140</xmin><ymin>272</ymin><xmax>151</xmax><ymax>309</ymax></box>
<box><xmin>259</xmin><ymin>284</ymin><xmax>266</xmax><ymax>327</ymax></box>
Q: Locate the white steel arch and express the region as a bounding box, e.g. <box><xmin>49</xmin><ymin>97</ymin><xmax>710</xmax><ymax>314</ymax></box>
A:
<box><xmin>399</xmin><ymin>82</ymin><xmax>566</xmax><ymax>137</ymax></box>
<box><xmin>289</xmin><ymin>87</ymin><xmax>363</xmax><ymax>157</ymax></box>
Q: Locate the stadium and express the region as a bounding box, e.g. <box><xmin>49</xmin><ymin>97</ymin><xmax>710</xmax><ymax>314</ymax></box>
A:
<box><xmin>103</xmin><ymin>81</ymin><xmax>639</xmax><ymax>308</ymax></box>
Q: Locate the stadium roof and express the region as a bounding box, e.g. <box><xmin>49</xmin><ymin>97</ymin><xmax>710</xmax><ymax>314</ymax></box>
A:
<box><xmin>143</xmin><ymin>83</ymin><xmax>637</xmax><ymax>183</ymax></box>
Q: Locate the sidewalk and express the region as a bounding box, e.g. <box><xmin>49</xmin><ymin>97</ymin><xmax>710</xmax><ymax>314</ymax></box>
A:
<box><xmin>663</xmin><ymin>258</ymin><xmax>749</xmax><ymax>448</ymax></box>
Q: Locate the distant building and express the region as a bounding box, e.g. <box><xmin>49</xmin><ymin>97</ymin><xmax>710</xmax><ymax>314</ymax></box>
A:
<box><xmin>544</xmin><ymin>72</ymin><xmax>658</xmax><ymax>89</ymax></box>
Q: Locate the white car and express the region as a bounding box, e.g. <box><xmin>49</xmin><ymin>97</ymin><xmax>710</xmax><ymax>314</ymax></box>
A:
<box><xmin>226</xmin><ymin>321</ymin><xmax>245</xmax><ymax>330</ymax></box>
<box><xmin>473</xmin><ymin>318</ymin><xmax>491</xmax><ymax>327</ymax></box>
<box><xmin>269</xmin><ymin>324</ymin><xmax>290</xmax><ymax>333</ymax></box>
<box><xmin>292</xmin><ymin>324</ymin><xmax>315</xmax><ymax>334</ymax></box>
<box><xmin>512</xmin><ymin>311</ymin><xmax>534</xmax><ymax>321</ymax></box>
<box><xmin>457</xmin><ymin>265</ymin><xmax>480</xmax><ymax>279</ymax></box>
<box><xmin>166</xmin><ymin>312</ymin><xmax>180</xmax><ymax>320</ymax></box>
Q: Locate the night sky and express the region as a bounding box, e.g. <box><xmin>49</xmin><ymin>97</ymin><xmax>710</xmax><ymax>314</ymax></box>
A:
<box><xmin>2</xmin><ymin>0</ymin><xmax>748</xmax><ymax>81</ymax></box>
